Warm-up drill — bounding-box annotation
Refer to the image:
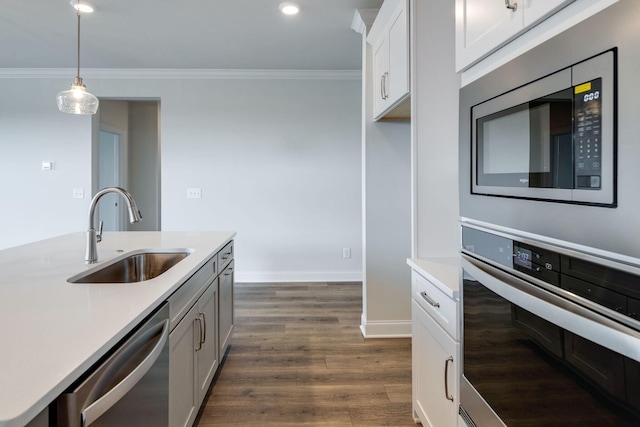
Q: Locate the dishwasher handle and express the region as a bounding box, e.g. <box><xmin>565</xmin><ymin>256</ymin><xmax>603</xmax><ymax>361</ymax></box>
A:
<box><xmin>81</xmin><ymin>319</ymin><xmax>169</xmax><ymax>427</ymax></box>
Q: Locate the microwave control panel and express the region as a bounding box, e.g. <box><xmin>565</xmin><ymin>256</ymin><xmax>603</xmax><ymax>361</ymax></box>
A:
<box><xmin>574</xmin><ymin>78</ymin><xmax>602</xmax><ymax>189</ymax></box>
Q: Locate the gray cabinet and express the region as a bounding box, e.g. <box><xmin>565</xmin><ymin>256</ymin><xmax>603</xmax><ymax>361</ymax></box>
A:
<box><xmin>218</xmin><ymin>260</ymin><xmax>234</xmax><ymax>358</ymax></box>
<box><xmin>168</xmin><ymin>240</ymin><xmax>234</xmax><ymax>427</ymax></box>
<box><xmin>168</xmin><ymin>255</ymin><xmax>217</xmax><ymax>427</ymax></box>
<box><xmin>196</xmin><ymin>282</ymin><xmax>219</xmax><ymax>401</ymax></box>
<box><xmin>169</xmin><ymin>271</ymin><xmax>218</xmax><ymax>427</ymax></box>
<box><xmin>169</xmin><ymin>303</ymin><xmax>200</xmax><ymax>427</ymax></box>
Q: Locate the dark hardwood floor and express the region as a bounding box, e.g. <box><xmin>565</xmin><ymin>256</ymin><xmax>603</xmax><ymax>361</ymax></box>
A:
<box><xmin>195</xmin><ymin>282</ymin><xmax>415</xmax><ymax>426</ymax></box>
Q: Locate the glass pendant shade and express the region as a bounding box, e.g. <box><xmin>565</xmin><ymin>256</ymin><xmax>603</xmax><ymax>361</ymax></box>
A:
<box><xmin>57</xmin><ymin>77</ymin><xmax>99</xmax><ymax>115</ymax></box>
<box><xmin>57</xmin><ymin>5</ymin><xmax>98</xmax><ymax>115</ymax></box>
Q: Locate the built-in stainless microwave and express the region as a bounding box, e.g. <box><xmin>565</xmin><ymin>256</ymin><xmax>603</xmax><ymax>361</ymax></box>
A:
<box><xmin>469</xmin><ymin>49</ymin><xmax>616</xmax><ymax>206</ymax></box>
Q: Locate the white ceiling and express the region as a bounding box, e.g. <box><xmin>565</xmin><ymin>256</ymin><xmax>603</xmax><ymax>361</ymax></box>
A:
<box><xmin>1</xmin><ymin>0</ymin><xmax>383</xmax><ymax>70</ymax></box>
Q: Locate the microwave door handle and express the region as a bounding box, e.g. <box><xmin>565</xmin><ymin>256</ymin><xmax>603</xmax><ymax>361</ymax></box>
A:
<box><xmin>80</xmin><ymin>319</ymin><xmax>169</xmax><ymax>427</ymax></box>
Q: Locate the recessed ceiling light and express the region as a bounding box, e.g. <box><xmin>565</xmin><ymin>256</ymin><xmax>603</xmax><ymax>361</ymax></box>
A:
<box><xmin>69</xmin><ymin>0</ymin><xmax>94</xmax><ymax>13</ymax></box>
<box><xmin>279</xmin><ymin>2</ymin><xmax>300</xmax><ymax>15</ymax></box>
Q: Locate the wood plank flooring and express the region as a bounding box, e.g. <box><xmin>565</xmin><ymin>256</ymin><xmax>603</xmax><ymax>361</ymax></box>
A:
<box><xmin>195</xmin><ymin>282</ymin><xmax>415</xmax><ymax>426</ymax></box>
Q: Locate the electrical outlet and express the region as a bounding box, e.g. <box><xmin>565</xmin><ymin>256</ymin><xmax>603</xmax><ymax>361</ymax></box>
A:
<box><xmin>187</xmin><ymin>188</ymin><xmax>202</xmax><ymax>199</ymax></box>
<box><xmin>72</xmin><ymin>188</ymin><xmax>84</xmax><ymax>199</ymax></box>
<box><xmin>343</xmin><ymin>247</ymin><xmax>351</xmax><ymax>259</ymax></box>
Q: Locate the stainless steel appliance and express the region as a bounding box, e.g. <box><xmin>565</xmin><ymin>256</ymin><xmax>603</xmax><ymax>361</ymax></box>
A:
<box><xmin>460</xmin><ymin>223</ymin><xmax>640</xmax><ymax>427</ymax></box>
<box><xmin>55</xmin><ymin>303</ymin><xmax>170</xmax><ymax>427</ymax></box>
<box><xmin>458</xmin><ymin>2</ymin><xmax>640</xmax><ymax>425</ymax></box>
<box><xmin>459</xmin><ymin>1</ymin><xmax>640</xmax><ymax>259</ymax></box>
<box><xmin>470</xmin><ymin>50</ymin><xmax>615</xmax><ymax>205</ymax></box>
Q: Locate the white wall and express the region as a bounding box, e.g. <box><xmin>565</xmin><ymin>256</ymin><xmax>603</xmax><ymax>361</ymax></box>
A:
<box><xmin>0</xmin><ymin>78</ymin><xmax>91</xmax><ymax>249</ymax></box>
<box><xmin>354</xmin><ymin>9</ymin><xmax>412</xmax><ymax>338</ymax></box>
<box><xmin>0</xmin><ymin>72</ymin><xmax>362</xmax><ymax>282</ymax></box>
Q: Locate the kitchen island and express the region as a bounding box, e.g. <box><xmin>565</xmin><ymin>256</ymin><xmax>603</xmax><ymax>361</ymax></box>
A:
<box><xmin>0</xmin><ymin>231</ymin><xmax>235</xmax><ymax>427</ymax></box>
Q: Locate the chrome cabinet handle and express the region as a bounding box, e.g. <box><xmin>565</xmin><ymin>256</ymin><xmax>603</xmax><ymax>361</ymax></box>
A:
<box><xmin>383</xmin><ymin>72</ymin><xmax>389</xmax><ymax>99</ymax></box>
<box><xmin>221</xmin><ymin>251</ymin><xmax>232</xmax><ymax>260</ymax></box>
<box><xmin>224</xmin><ymin>267</ymin><xmax>234</xmax><ymax>276</ymax></box>
<box><xmin>505</xmin><ymin>0</ymin><xmax>517</xmax><ymax>11</ymax></box>
<box><xmin>420</xmin><ymin>291</ymin><xmax>440</xmax><ymax>308</ymax></box>
<box><xmin>200</xmin><ymin>312</ymin><xmax>207</xmax><ymax>344</ymax></box>
<box><xmin>444</xmin><ymin>356</ymin><xmax>454</xmax><ymax>402</ymax></box>
<box><xmin>380</xmin><ymin>73</ymin><xmax>385</xmax><ymax>100</ymax></box>
<box><xmin>194</xmin><ymin>317</ymin><xmax>203</xmax><ymax>351</ymax></box>
<box><xmin>81</xmin><ymin>319</ymin><xmax>169</xmax><ymax>426</ymax></box>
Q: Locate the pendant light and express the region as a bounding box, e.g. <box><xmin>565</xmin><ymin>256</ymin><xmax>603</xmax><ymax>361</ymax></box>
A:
<box><xmin>56</xmin><ymin>1</ymin><xmax>98</xmax><ymax>115</ymax></box>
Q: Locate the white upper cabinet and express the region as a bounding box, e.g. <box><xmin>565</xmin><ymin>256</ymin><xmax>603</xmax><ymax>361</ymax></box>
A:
<box><xmin>456</xmin><ymin>0</ymin><xmax>575</xmax><ymax>71</ymax></box>
<box><xmin>368</xmin><ymin>0</ymin><xmax>410</xmax><ymax>121</ymax></box>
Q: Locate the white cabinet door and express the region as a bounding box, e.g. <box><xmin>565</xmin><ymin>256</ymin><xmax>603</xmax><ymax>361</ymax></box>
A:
<box><xmin>524</xmin><ymin>0</ymin><xmax>575</xmax><ymax>27</ymax></box>
<box><xmin>456</xmin><ymin>0</ymin><xmax>578</xmax><ymax>70</ymax></box>
<box><xmin>372</xmin><ymin>36</ymin><xmax>390</xmax><ymax>118</ymax></box>
<box><xmin>169</xmin><ymin>304</ymin><xmax>199</xmax><ymax>427</ymax></box>
<box><xmin>412</xmin><ymin>300</ymin><xmax>459</xmax><ymax>427</ymax></box>
<box><xmin>456</xmin><ymin>0</ymin><xmax>523</xmax><ymax>69</ymax></box>
<box><xmin>369</xmin><ymin>0</ymin><xmax>410</xmax><ymax>120</ymax></box>
<box><xmin>387</xmin><ymin>0</ymin><xmax>410</xmax><ymax>107</ymax></box>
<box><xmin>196</xmin><ymin>281</ymin><xmax>218</xmax><ymax>402</ymax></box>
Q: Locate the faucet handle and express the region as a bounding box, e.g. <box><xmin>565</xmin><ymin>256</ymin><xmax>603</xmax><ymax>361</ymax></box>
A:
<box><xmin>96</xmin><ymin>220</ymin><xmax>104</xmax><ymax>243</ymax></box>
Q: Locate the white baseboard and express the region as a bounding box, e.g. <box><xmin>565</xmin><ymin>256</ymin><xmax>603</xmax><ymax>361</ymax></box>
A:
<box><xmin>235</xmin><ymin>271</ymin><xmax>363</xmax><ymax>283</ymax></box>
<box><xmin>359</xmin><ymin>313</ymin><xmax>412</xmax><ymax>338</ymax></box>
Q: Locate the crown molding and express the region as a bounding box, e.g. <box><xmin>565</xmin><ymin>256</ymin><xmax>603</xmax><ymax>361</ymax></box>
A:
<box><xmin>0</xmin><ymin>68</ymin><xmax>362</xmax><ymax>80</ymax></box>
<box><xmin>352</xmin><ymin>9</ymin><xmax>379</xmax><ymax>35</ymax></box>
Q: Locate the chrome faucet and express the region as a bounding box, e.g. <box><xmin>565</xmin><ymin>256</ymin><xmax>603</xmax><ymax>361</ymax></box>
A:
<box><xmin>85</xmin><ymin>187</ymin><xmax>142</xmax><ymax>264</ymax></box>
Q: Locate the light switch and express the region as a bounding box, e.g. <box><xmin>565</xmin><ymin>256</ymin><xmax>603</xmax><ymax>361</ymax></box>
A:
<box><xmin>187</xmin><ymin>188</ymin><xmax>202</xmax><ymax>199</ymax></box>
<box><xmin>42</xmin><ymin>161</ymin><xmax>54</xmax><ymax>171</ymax></box>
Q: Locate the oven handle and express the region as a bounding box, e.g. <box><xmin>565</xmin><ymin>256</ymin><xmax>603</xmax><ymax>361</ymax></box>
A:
<box><xmin>462</xmin><ymin>254</ymin><xmax>640</xmax><ymax>363</ymax></box>
<box><xmin>81</xmin><ymin>319</ymin><xmax>170</xmax><ymax>427</ymax></box>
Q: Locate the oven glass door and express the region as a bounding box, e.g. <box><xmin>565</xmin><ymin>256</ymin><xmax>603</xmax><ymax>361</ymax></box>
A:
<box><xmin>461</xmin><ymin>259</ymin><xmax>640</xmax><ymax>427</ymax></box>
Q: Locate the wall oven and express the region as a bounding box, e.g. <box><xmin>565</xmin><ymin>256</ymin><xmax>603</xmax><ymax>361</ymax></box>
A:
<box><xmin>459</xmin><ymin>223</ymin><xmax>640</xmax><ymax>427</ymax></box>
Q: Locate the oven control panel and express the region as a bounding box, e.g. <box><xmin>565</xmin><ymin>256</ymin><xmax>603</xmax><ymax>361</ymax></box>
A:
<box><xmin>513</xmin><ymin>242</ymin><xmax>560</xmax><ymax>285</ymax></box>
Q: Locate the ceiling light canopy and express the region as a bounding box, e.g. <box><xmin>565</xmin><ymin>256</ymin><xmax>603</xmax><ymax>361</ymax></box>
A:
<box><xmin>57</xmin><ymin>0</ymin><xmax>98</xmax><ymax>115</ymax></box>
<box><xmin>70</xmin><ymin>0</ymin><xmax>94</xmax><ymax>13</ymax></box>
<box><xmin>279</xmin><ymin>2</ymin><xmax>300</xmax><ymax>15</ymax></box>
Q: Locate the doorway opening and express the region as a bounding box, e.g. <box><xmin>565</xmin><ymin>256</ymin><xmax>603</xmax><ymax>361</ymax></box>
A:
<box><xmin>92</xmin><ymin>100</ymin><xmax>161</xmax><ymax>231</ymax></box>
<box><xmin>98</xmin><ymin>129</ymin><xmax>125</xmax><ymax>231</ymax></box>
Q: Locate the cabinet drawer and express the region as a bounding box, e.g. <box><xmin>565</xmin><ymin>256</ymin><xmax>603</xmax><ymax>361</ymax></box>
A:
<box><xmin>218</xmin><ymin>240</ymin><xmax>234</xmax><ymax>270</ymax></box>
<box><xmin>412</xmin><ymin>271</ymin><xmax>457</xmax><ymax>339</ymax></box>
<box><xmin>168</xmin><ymin>256</ymin><xmax>217</xmax><ymax>331</ymax></box>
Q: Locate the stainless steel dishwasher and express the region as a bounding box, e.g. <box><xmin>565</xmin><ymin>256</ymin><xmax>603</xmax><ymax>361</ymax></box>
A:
<box><xmin>55</xmin><ymin>303</ymin><xmax>170</xmax><ymax>427</ymax></box>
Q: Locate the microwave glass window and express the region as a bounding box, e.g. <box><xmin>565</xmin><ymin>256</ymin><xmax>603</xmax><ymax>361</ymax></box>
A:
<box><xmin>476</xmin><ymin>88</ymin><xmax>574</xmax><ymax>189</ymax></box>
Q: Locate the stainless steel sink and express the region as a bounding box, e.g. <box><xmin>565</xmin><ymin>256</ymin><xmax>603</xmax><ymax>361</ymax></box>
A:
<box><xmin>69</xmin><ymin>250</ymin><xmax>191</xmax><ymax>284</ymax></box>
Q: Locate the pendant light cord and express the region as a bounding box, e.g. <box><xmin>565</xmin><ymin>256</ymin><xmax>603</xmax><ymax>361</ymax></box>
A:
<box><xmin>76</xmin><ymin>4</ymin><xmax>81</xmax><ymax>80</ymax></box>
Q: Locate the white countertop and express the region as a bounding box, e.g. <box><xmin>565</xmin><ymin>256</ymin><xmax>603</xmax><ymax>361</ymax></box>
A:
<box><xmin>0</xmin><ymin>230</ymin><xmax>235</xmax><ymax>427</ymax></box>
<box><xmin>407</xmin><ymin>257</ymin><xmax>460</xmax><ymax>299</ymax></box>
